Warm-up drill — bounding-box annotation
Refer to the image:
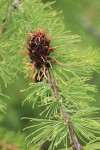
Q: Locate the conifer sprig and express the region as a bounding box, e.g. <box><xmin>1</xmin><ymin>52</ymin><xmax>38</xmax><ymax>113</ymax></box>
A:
<box><xmin>18</xmin><ymin>1</ymin><xmax>100</xmax><ymax>149</ymax></box>
<box><xmin>45</xmin><ymin>69</ymin><xmax>84</xmax><ymax>150</ymax></box>
<box><xmin>0</xmin><ymin>0</ymin><xmax>100</xmax><ymax>150</ymax></box>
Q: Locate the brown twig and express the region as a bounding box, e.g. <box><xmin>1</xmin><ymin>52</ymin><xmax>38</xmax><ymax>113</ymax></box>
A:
<box><xmin>45</xmin><ymin>69</ymin><xmax>84</xmax><ymax>150</ymax></box>
<box><xmin>0</xmin><ymin>142</ymin><xmax>20</xmax><ymax>150</ymax></box>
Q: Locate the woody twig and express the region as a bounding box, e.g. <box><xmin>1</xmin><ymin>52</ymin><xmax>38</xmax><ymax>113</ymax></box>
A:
<box><xmin>45</xmin><ymin>69</ymin><xmax>84</xmax><ymax>150</ymax></box>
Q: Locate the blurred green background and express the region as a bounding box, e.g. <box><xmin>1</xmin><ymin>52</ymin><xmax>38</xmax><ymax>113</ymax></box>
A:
<box><xmin>1</xmin><ymin>0</ymin><xmax>100</xmax><ymax>141</ymax></box>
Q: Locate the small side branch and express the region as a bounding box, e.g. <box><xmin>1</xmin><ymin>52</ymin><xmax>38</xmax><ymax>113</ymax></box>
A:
<box><xmin>0</xmin><ymin>142</ymin><xmax>20</xmax><ymax>150</ymax></box>
<box><xmin>0</xmin><ymin>0</ymin><xmax>21</xmax><ymax>35</ymax></box>
<box><xmin>45</xmin><ymin>69</ymin><xmax>84</xmax><ymax>150</ymax></box>
<box><xmin>6</xmin><ymin>0</ymin><xmax>21</xmax><ymax>19</ymax></box>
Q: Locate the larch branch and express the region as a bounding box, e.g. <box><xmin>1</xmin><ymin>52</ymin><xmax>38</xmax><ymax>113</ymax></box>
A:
<box><xmin>45</xmin><ymin>69</ymin><xmax>84</xmax><ymax>150</ymax></box>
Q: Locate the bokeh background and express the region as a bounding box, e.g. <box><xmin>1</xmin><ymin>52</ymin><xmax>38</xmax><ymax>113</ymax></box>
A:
<box><xmin>1</xmin><ymin>0</ymin><xmax>100</xmax><ymax>145</ymax></box>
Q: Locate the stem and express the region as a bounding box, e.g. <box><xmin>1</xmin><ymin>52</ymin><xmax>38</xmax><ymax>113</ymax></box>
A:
<box><xmin>45</xmin><ymin>69</ymin><xmax>84</xmax><ymax>150</ymax></box>
<box><xmin>6</xmin><ymin>0</ymin><xmax>21</xmax><ymax>19</ymax></box>
<box><xmin>2</xmin><ymin>0</ymin><xmax>21</xmax><ymax>24</ymax></box>
<box><xmin>0</xmin><ymin>0</ymin><xmax>21</xmax><ymax>36</ymax></box>
<box><xmin>0</xmin><ymin>142</ymin><xmax>20</xmax><ymax>150</ymax></box>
